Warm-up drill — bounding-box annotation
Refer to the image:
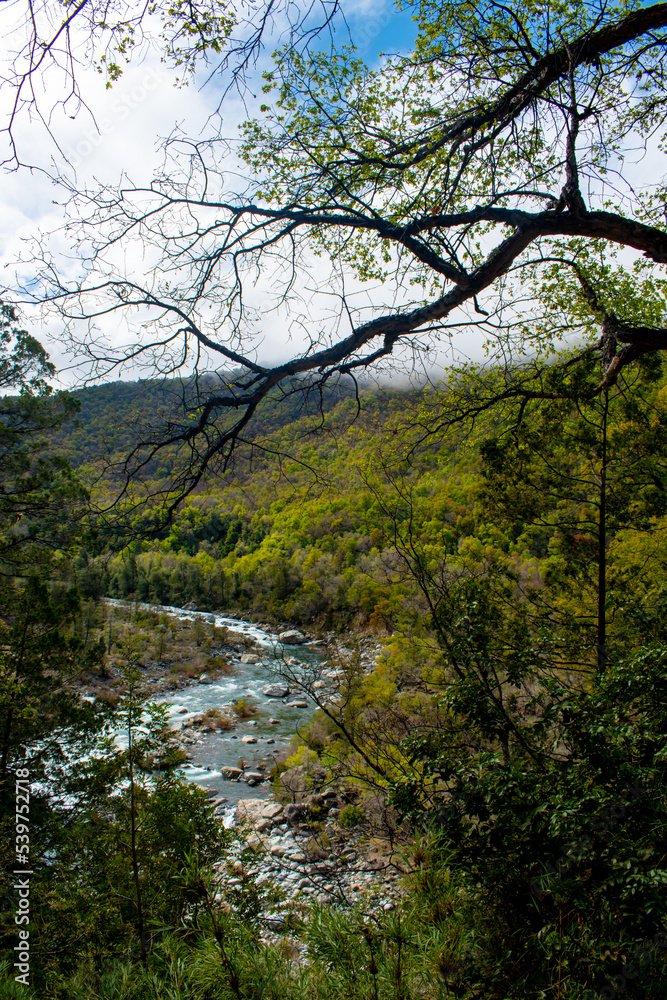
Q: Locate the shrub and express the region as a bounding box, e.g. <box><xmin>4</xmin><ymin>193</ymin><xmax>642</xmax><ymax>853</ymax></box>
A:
<box><xmin>338</xmin><ymin>804</ymin><xmax>365</xmax><ymax>828</ymax></box>
<box><xmin>206</xmin><ymin>654</ymin><xmax>234</xmax><ymax>675</ymax></box>
<box><xmin>201</xmin><ymin>708</ymin><xmax>234</xmax><ymax>731</ymax></box>
<box><xmin>213</xmin><ymin>625</ymin><xmax>230</xmax><ymax>644</ymax></box>
<box><xmin>232</xmin><ymin>697</ymin><xmax>258</xmax><ymax>719</ymax></box>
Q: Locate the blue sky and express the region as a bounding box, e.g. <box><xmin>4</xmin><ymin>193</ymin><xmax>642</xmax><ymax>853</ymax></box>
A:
<box><xmin>342</xmin><ymin>1</ymin><xmax>420</xmax><ymax>62</ymax></box>
<box><xmin>351</xmin><ymin>6</ymin><xmax>417</xmax><ymax>61</ymax></box>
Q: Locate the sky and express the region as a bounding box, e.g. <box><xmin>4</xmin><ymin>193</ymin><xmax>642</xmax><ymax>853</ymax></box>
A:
<box><xmin>2</xmin><ymin>2</ymin><xmax>661</xmax><ymax>397</ymax></box>
<box><xmin>0</xmin><ymin>0</ymin><xmax>431</xmax><ymax>388</ymax></box>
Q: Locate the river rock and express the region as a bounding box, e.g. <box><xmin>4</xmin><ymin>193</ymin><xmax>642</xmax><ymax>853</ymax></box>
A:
<box><xmin>263</xmin><ymin>684</ymin><xmax>290</xmax><ymax>698</ymax></box>
<box><xmin>285</xmin><ymin>700</ymin><xmax>308</xmax><ymax>709</ymax></box>
<box><xmin>198</xmin><ymin>673</ymin><xmax>213</xmax><ymax>684</ymax></box>
<box><xmin>236</xmin><ymin>798</ymin><xmax>268</xmax><ymax>825</ymax></box>
<box><xmin>221</xmin><ymin>766</ymin><xmax>243</xmax><ymax>779</ymax></box>
<box><xmin>284</xmin><ymin>803</ymin><xmax>309</xmax><ymax>825</ymax></box>
<box><xmin>244</xmin><ymin>771</ymin><xmax>264</xmax><ymax>785</ymax></box>
<box><xmin>262</xmin><ymin>802</ymin><xmax>284</xmax><ymax>820</ymax></box>
<box><xmin>263</xmin><ymin>915</ymin><xmax>287</xmax><ymax>931</ymax></box>
<box><xmin>280</xmin><ymin>766</ymin><xmax>308</xmax><ymax>796</ymax></box>
<box><xmin>241</xmin><ymin>734</ymin><xmax>258</xmax><ymax>744</ymax></box>
<box><xmin>266</xmin><ymin>836</ymin><xmax>292</xmax><ymax>857</ymax></box>
<box><xmin>240</xmin><ymin>653</ymin><xmax>261</xmax><ymax>664</ymax></box>
<box><xmin>278</xmin><ymin>630</ymin><xmax>306</xmax><ymax>645</ymax></box>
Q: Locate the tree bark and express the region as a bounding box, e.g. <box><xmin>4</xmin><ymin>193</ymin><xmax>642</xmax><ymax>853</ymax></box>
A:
<box><xmin>597</xmin><ymin>390</ymin><xmax>609</xmax><ymax>673</ymax></box>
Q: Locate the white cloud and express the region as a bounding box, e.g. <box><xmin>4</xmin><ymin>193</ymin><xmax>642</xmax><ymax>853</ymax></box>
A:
<box><xmin>4</xmin><ymin>2</ymin><xmax>653</xmax><ymax>397</ymax></box>
<box><xmin>0</xmin><ymin>3</ymin><xmax>457</xmax><ymax>391</ymax></box>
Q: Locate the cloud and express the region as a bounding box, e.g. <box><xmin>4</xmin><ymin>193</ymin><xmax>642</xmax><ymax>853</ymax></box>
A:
<box><xmin>3</xmin><ymin>2</ymin><xmax>610</xmax><ymax>393</ymax></box>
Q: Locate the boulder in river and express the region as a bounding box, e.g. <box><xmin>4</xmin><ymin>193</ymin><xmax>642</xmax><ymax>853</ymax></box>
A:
<box><xmin>263</xmin><ymin>683</ymin><xmax>290</xmax><ymax>698</ymax></box>
<box><xmin>198</xmin><ymin>673</ymin><xmax>213</xmax><ymax>684</ymax></box>
<box><xmin>244</xmin><ymin>771</ymin><xmax>264</xmax><ymax>786</ymax></box>
<box><xmin>221</xmin><ymin>766</ymin><xmax>243</xmax><ymax>779</ymax></box>
<box><xmin>241</xmin><ymin>734</ymin><xmax>258</xmax><ymax>744</ymax></box>
<box><xmin>278</xmin><ymin>630</ymin><xmax>306</xmax><ymax>644</ymax></box>
<box><xmin>262</xmin><ymin>801</ymin><xmax>284</xmax><ymax>820</ymax></box>
<box><xmin>240</xmin><ymin>653</ymin><xmax>261</xmax><ymax>664</ymax></box>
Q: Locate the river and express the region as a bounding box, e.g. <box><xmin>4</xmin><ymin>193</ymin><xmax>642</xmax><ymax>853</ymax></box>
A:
<box><xmin>107</xmin><ymin>599</ymin><xmax>326</xmax><ymax>818</ymax></box>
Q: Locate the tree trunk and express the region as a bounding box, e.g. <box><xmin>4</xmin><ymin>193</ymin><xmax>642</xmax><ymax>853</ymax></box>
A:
<box><xmin>597</xmin><ymin>389</ymin><xmax>609</xmax><ymax>673</ymax></box>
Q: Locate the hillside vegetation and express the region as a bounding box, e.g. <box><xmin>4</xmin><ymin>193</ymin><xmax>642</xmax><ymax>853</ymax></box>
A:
<box><xmin>62</xmin><ymin>377</ymin><xmax>488</xmax><ymax>626</ymax></box>
<box><xmin>64</xmin><ymin>363</ymin><xmax>667</xmax><ymax>657</ymax></box>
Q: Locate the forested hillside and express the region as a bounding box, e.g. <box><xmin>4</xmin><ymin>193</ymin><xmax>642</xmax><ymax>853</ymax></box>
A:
<box><xmin>58</xmin><ymin>375</ymin><xmax>482</xmax><ymax>624</ymax></box>
<box><xmin>64</xmin><ymin>361</ymin><xmax>667</xmax><ymax>664</ymax></box>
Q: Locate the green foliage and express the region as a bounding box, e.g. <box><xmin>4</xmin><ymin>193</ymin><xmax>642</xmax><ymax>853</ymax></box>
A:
<box><xmin>243</xmin><ymin>0</ymin><xmax>667</xmax><ymax>361</ymax></box>
<box><xmin>7</xmin><ymin>312</ymin><xmax>667</xmax><ymax>997</ymax></box>
<box><xmin>338</xmin><ymin>804</ymin><xmax>365</xmax><ymax>828</ymax></box>
<box><xmin>232</xmin><ymin>697</ymin><xmax>258</xmax><ymax>719</ymax></box>
<box><xmin>0</xmin><ymin>638</ymin><xmax>231</xmax><ymax>993</ymax></box>
<box><xmin>0</xmin><ymin>306</ymin><xmax>82</xmax><ymax>570</ymax></box>
<box><xmin>391</xmin><ymin>644</ymin><xmax>667</xmax><ymax>998</ymax></box>
<box><xmin>0</xmin><ymin>575</ymin><xmax>104</xmax><ymax>777</ymax></box>
<box><xmin>0</xmin><ymin>303</ymin><xmax>54</xmax><ymax>393</ymax></box>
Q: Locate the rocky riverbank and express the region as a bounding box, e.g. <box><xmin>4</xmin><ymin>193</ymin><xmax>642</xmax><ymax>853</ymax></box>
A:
<box><xmin>209</xmin><ymin>788</ymin><xmax>407</xmax><ymax>956</ymax></box>
<box><xmin>75</xmin><ymin>598</ymin><xmax>404</xmax><ymax>916</ymax></box>
<box><xmin>157</xmin><ymin>623</ymin><xmax>386</xmax><ymax>797</ymax></box>
<box><xmin>231</xmin><ymin>794</ymin><xmax>404</xmax><ymax>904</ymax></box>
